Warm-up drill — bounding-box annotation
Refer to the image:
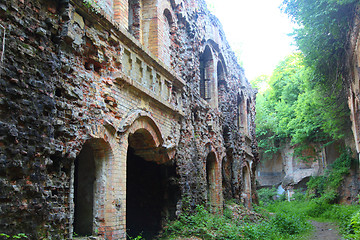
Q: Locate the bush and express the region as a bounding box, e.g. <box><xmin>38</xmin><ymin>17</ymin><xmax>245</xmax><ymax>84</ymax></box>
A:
<box><xmin>257</xmin><ymin>187</ymin><xmax>277</xmax><ymax>205</ymax></box>
<box><xmin>271</xmin><ymin>213</ymin><xmax>310</xmax><ymax>235</ymax></box>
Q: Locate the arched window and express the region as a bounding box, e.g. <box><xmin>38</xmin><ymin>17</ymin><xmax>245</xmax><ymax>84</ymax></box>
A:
<box><xmin>217</xmin><ymin>61</ymin><xmax>227</xmax><ymax>103</ymax></box>
<box><xmin>200</xmin><ymin>46</ymin><xmax>214</xmax><ymax>100</ymax></box>
<box><xmin>128</xmin><ymin>0</ymin><xmax>141</xmax><ymax>39</ymax></box>
<box><xmin>162</xmin><ymin>9</ymin><xmax>174</xmax><ymax>66</ymax></box>
<box><xmin>246</xmin><ymin>99</ymin><xmax>251</xmax><ymax>134</ymax></box>
<box><xmin>238</xmin><ymin>93</ymin><xmax>246</xmax><ymax>131</ymax></box>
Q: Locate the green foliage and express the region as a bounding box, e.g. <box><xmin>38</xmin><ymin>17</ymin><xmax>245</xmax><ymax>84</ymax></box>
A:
<box><xmin>11</xmin><ymin>234</ymin><xmax>28</xmax><ymax>239</ymax></box>
<box><xmin>0</xmin><ymin>233</ymin><xmax>28</xmax><ymax>239</ymax></box>
<box><xmin>0</xmin><ymin>233</ymin><xmax>9</xmax><ymax>238</ymax></box>
<box><xmin>347</xmin><ymin>210</ymin><xmax>360</xmax><ymax>239</ymax></box>
<box><xmin>255</xmin><ymin>53</ymin><xmax>350</xmax><ymax>160</ymax></box>
<box><xmin>271</xmin><ymin>0</ymin><xmax>357</xmax><ymax>153</ymax></box>
<box><xmin>257</xmin><ymin>0</ymin><xmax>357</xmax><ymax>159</ymax></box>
<box><xmin>262</xmin><ymin>150</ymin><xmax>359</xmax><ymax>239</ymax></box>
<box><xmin>264</xmin><ymin>199</ymin><xmax>360</xmax><ymax>238</ymax></box>
<box><xmin>82</xmin><ymin>0</ymin><xmax>102</xmax><ymax>14</ymax></box>
<box><xmin>257</xmin><ymin>187</ymin><xmax>278</xmax><ymax>205</ymax></box>
<box><xmin>128</xmin><ymin>234</ymin><xmax>144</xmax><ymax>240</ymax></box>
<box><xmin>256</xmin><ymin>53</ymin><xmax>349</xmax><ymax>160</ymax></box>
<box><xmin>281</xmin><ymin>0</ymin><xmax>358</xmax><ymax>80</ymax></box>
<box><xmin>292</xmin><ymin>189</ymin><xmax>306</xmax><ymax>201</ymax></box>
<box><xmin>306</xmin><ymin>149</ymin><xmax>355</xmax><ymax>203</ymax></box>
<box><xmin>250</xmin><ymin>75</ymin><xmax>270</xmax><ymax>93</ymax></box>
<box><xmin>271</xmin><ymin>213</ymin><xmax>310</xmax><ymax>235</ymax></box>
<box><xmin>161</xmin><ymin>204</ymin><xmax>310</xmax><ymax>240</ymax></box>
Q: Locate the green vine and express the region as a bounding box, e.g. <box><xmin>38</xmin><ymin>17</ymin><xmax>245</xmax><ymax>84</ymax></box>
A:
<box><xmin>82</xmin><ymin>0</ymin><xmax>101</xmax><ymax>14</ymax></box>
<box><xmin>0</xmin><ymin>233</ymin><xmax>28</xmax><ymax>239</ymax></box>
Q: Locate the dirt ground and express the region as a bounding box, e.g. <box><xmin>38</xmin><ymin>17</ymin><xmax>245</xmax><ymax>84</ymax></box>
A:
<box><xmin>309</xmin><ymin>220</ymin><xmax>342</xmax><ymax>240</ymax></box>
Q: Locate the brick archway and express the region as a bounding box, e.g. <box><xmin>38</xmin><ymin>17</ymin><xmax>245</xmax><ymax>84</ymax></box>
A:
<box><xmin>121</xmin><ymin>114</ymin><xmax>179</xmax><ymax>238</ymax></box>
<box><xmin>115</xmin><ymin>113</ymin><xmax>179</xmax><ymax>239</ymax></box>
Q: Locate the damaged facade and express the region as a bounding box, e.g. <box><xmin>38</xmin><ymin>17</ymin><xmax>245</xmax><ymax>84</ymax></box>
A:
<box><xmin>0</xmin><ymin>0</ymin><xmax>258</xmax><ymax>239</ymax></box>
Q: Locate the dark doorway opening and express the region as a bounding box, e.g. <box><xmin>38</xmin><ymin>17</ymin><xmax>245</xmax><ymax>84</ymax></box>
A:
<box><xmin>126</xmin><ymin>145</ymin><xmax>180</xmax><ymax>239</ymax></box>
<box><xmin>74</xmin><ymin>143</ymin><xmax>95</xmax><ymax>236</ymax></box>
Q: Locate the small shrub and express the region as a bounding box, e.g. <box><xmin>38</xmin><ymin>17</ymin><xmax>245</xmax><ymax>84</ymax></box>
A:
<box><xmin>271</xmin><ymin>213</ymin><xmax>310</xmax><ymax>235</ymax></box>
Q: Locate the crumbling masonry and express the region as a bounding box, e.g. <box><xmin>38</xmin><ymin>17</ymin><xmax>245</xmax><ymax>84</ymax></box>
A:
<box><xmin>0</xmin><ymin>0</ymin><xmax>258</xmax><ymax>239</ymax></box>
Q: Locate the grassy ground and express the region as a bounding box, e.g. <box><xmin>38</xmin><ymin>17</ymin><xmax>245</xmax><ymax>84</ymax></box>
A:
<box><xmin>260</xmin><ymin>199</ymin><xmax>360</xmax><ymax>239</ymax></box>
<box><xmin>154</xmin><ymin>196</ymin><xmax>360</xmax><ymax>240</ymax></box>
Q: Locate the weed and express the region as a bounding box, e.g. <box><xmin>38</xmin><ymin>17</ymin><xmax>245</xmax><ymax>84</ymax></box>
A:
<box><xmin>0</xmin><ymin>233</ymin><xmax>28</xmax><ymax>239</ymax></box>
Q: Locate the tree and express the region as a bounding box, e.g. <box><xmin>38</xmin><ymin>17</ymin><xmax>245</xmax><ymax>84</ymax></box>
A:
<box><xmin>256</xmin><ymin>53</ymin><xmax>351</xmax><ymax>159</ymax></box>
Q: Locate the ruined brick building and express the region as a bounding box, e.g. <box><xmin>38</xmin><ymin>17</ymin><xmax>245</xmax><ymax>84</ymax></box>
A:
<box><xmin>0</xmin><ymin>0</ymin><xmax>258</xmax><ymax>239</ymax></box>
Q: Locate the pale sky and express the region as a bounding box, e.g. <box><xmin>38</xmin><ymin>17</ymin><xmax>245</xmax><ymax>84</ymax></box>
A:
<box><xmin>205</xmin><ymin>0</ymin><xmax>296</xmax><ymax>81</ymax></box>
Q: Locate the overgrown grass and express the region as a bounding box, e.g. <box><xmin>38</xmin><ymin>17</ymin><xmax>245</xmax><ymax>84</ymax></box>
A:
<box><xmin>259</xmin><ymin>199</ymin><xmax>360</xmax><ymax>239</ymax></box>
<box><xmin>161</xmin><ymin>149</ymin><xmax>359</xmax><ymax>239</ymax></box>
<box><xmin>160</xmin><ymin>204</ymin><xmax>311</xmax><ymax>240</ymax></box>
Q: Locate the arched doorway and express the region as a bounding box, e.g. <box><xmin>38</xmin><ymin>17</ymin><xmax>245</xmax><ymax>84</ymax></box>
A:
<box><xmin>126</xmin><ymin>128</ymin><xmax>179</xmax><ymax>239</ymax></box>
<box><xmin>206</xmin><ymin>152</ymin><xmax>217</xmax><ymax>208</ymax></box>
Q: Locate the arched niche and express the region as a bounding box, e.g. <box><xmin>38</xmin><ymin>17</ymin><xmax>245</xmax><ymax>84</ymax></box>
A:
<box><xmin>222</xmin><ymin>154</ymin><xmax>234</xmax><ymax>200</ymax></box>
<box><xmin>161</xmin><ymin>8</ymin><xmax>174</xmax><ymax>66</ymax></box>
<box><xmin>73</xmin><ymin>138</ymin><xmax>113</xmax><ymax>237</ymax></box>
<box><xmin>206</xmin><ymin>151</ymin><xmax>217</xmax><ymax>207</ymax></box>
<box><xmin>242</xmin><ymin>164</ymin><xmax>252</xmax><ymax>209</ymax></box>
<box><xmin>203</xmin><ymin>142</ymin><xmax>223</xmax><ymax>212</ymax></box>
